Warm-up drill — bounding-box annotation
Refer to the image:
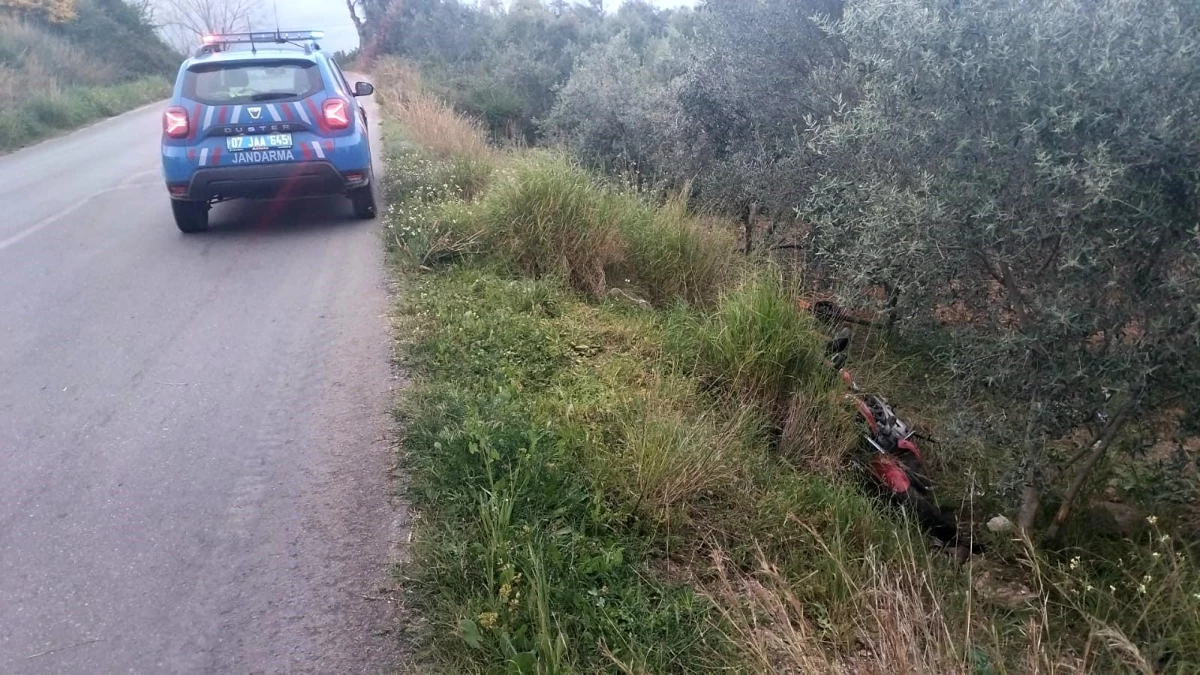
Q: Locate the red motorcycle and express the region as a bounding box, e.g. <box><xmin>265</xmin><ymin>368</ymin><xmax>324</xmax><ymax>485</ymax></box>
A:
<box><xmin>826</xmin><ymin>331</ymin><xmax>976</xmax><ymax>552</ymax></box>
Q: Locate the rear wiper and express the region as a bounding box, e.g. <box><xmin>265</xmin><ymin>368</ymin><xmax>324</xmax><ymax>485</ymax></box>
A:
<box><xmin>250</xmin><ymin>92</ymin><xmax>299</xmax><ymax>102</ymax></box>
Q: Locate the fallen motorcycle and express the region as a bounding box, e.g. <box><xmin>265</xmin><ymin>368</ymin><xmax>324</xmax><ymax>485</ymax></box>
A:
<box><xmin>826</xmin><ymin>330</ymin><xmax>979</xmax><ymax>553</ymax></box>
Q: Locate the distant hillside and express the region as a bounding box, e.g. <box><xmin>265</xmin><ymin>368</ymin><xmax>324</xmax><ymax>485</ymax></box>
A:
<box><xmin>0</xmin><ymin>0</ymin><xmax>178</xmax><ymax>150</ymax></box>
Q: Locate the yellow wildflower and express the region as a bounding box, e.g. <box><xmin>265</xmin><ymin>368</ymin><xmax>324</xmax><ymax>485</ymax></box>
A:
<box><xmin>478</xmin><ymin>612</ymin><xmax>499</xmax><ymax>629</ymax></box>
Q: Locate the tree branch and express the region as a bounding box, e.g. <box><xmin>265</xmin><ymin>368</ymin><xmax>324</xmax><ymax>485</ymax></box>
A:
<box><xmin>973</xmin><ymin>248</ymin><xmax>1035</xmax><ymax>327</ymax></box>
<box><xmin>1044</xmin><ymin>390</ymin><xmax>1143</xmax><ymax>540</ymax></box>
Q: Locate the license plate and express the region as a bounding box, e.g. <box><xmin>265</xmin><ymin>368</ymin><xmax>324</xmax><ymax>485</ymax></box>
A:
<box><xmin>226</xmin><ymin>133</ymin><xmax>293</xmax><ymax>152</ymax></box>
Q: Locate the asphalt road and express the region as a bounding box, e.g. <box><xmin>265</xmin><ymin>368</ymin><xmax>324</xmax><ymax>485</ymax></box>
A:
<box><xmin>0</xmin><ymin>96</ymin><xmax>404</xmax><ymax>673</ymax></box>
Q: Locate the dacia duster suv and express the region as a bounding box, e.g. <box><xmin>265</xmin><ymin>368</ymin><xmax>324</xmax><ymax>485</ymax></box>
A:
<box><xmin>160</xmin><ymin>31</ymin><xmax>376</xmax><ymax>233</ymax></box>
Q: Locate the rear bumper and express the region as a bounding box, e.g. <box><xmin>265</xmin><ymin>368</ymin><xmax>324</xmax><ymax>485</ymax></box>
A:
<box><xmin>171</xmin><ymin>161</ymin><xmax>369</xmax><ymax>201</ymax></box>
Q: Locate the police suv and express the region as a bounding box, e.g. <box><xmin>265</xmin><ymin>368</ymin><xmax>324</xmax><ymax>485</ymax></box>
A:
<box><xmin>161</xmin><ymin>31</ymin><xmax>376</xmax><ymax>233</ymax></box>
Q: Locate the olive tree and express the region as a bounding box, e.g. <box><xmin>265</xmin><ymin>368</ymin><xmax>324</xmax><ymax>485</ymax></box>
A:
<box><xmin>801</xmin><ymin>0</ymin><xmax>1200</xmax><ymax>536</ymax></box>
<box><xmin>543</xmin><ymin>34</ymin><xmax>681</xmax><ymax>179</ymax></box>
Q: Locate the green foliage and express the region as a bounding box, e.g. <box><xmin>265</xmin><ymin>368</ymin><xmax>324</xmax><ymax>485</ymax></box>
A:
<box><xmin>382</xmin><ymin>144</ymin><xmax>488</xmax><ymax>267</ymax></box>
<box><xmin>443</xmin><ymin>0</ymin><xmax>1200</xmax><ymax>537</ymax></box>
<box><xmin>1042</xmin><ymin>523</ymin><xmax>1200</xmax><ymax>673</ymax></box>
<box><xmin>55</xmin><ymin>0</ymin><xmax>176</xmax><ymax>79</ymax></box>
<box><xmin>365</xmin><ymin>0</ymin><xmax>686</xmax><ymax>141</ymax></box>
<box><xmin>455</xmin><ymin>77</ymin><xmax>527</xmax><ymax>138</ymax></box>
<box><xmin>386</xmin><ymin>148</ymin><xmax>742</xmax><ymax>305</ymax></box>
<box><xmin>800</xmin><ymin>0</ymin><xmax>1200</xmax><ymax>532</ymax></box>
<box><xmin>440</xmin><ymin>152</ymin><xmax>495</xmax><ymax>202</ymax></box>
<box><xmin>381</xmin><ymin>93</ymin><xmax>1200</xmax><ymax>671</ymax></box>
<box><xmin>0</xmin><ymin>1</ymin><xmax>176</xmax><ymax>151</ymax></box>
<box><xmin>542</xmin><ymin>34</ymin><xmax>677</xmax><ymax>177</ymax></box>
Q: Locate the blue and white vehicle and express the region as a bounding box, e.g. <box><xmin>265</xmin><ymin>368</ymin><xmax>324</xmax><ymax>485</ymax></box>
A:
<box><xmin>161</xmin><ymin>31</ymin><xmax>376</xmax><ymax>233</ymax></box>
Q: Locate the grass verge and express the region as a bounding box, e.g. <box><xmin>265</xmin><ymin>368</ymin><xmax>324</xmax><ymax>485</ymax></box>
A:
<box><xmin>379</xmin><ymin>63</ymin><xmax>1200</xmax><ymax>674</ymax></box>
<box><xmin>0</xmin><ymin>76</ymin><xmax>170</xmax><ymax>153</ymax></box>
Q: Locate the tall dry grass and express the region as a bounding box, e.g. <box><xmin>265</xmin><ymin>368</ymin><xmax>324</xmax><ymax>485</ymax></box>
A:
<box><xmin>780</xmin><ymin>380</ymin><xmax>860</xmax><ymax>475</ymax></box>
<box><xmin>708</xmin><ymin>521</ymin><xmax>1190</xmax><ymax>675</ymax></box>
<box><xmin>374</xmin><ymin>57</ymin><xmax>492</xmax><ymax>164</ymax></box>
<box><xmin>710</xmin><ymin>539</ymin><xmax>983</xmax><ymax>674</ymax></box>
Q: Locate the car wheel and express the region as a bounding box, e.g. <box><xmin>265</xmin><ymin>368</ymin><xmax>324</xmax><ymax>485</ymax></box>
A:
<box><xmin>172</xmin><ymin>200</ymin><xmax>209</xmax><ymax>233</ymax></box>
<box><xmin>349</xmin><ymin>174</ymin><xmax>377</xmax><ymax>220</ymax></box>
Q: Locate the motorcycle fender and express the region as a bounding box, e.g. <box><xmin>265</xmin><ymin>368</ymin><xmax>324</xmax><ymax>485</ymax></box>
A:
<box><xmin>854</xmin><ymin>398</ymin><xmax>878</xmax><ymax>434</ymax></box>
<box><xmin>871</xmin><ymin>455</ymin><xmax>912</xmax><ymax>494</ymax></box>
<box><xmin>898</xmin><ymin>437</ymin><xmax>924</xmax><ymax>461</ymax></box>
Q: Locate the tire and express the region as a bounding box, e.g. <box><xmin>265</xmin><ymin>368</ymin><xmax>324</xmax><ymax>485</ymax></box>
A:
<box><xmin>349</xmin><ymin>174</ymin><xmax>377</xmax><ymax>220</ymax></box>
<box><xmin>172</xmin><ymin>199</ymin><xmax>209</xmax><ymax>233</ymax></box>
<box><xmin>902</xmin><ymin>490</ymin><xmax>963</xmax><ymax>547</ymax></box>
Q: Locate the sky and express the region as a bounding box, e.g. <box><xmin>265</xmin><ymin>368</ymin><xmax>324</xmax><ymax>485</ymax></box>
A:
<box><xmin>272</xmin><ymin>0</ymin><xmax>701</xmax><ymax>54</ymax></box>
<box><xmin>271</xmin><ymin>0</ymin><xmax>362</xmax><ymax>54</ymax></box>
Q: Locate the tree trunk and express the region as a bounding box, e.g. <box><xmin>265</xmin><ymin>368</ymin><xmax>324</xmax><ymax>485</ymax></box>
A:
<box><xmin>883</xmin><ymin>282</ymin><xmax>900</xmax><ymax>332</ymax></box>
<box><xmin>346</xmin><ymin>0</ymin><xmax>367</xmax><ymax>45</ymax></box>
<box><xmin>1016</xmin><ymin>403</ymin><xmax>1044</xmax><ymax>534</ymax></box>
<box><xmin>1044</xmin><ymin>394</ymin><xmax>1140</xmax><ymax>540</ymax></box>
<box><xmin>1017</xmin><ymin>480</ymin><xmax>1041</xmax><ymax>535</ymax></box>
<box><xmin>743</xmin><ymin>202</ymin><xmax>758</xmax><ymax>255</ymax></box>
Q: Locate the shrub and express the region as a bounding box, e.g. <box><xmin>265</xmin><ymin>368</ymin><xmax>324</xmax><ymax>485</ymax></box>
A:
<box><xmin>543</xmin><ymin>34</ymin><xmax>675</xmax><ymax>177</ymax></box>
<box><xmin>685</xmin><ymin>276</ymin><xmax>830</xmax><ymax>407</ymax></box>
<box><xmin>455</xmin><ymin>78</ymin><xmax>527</xmax><ymax>139</ymax></box>
<box><xmin>803</xmin><ymin>0</ymin><xmax>1200</xmax><ymax>536</ymax></box>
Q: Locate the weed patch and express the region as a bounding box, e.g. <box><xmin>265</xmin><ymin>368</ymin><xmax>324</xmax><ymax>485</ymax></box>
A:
<box><xmin>619</xmin><ymin>194</ymin><xmax>739</xmax><ymax>308</ymax></box>
<box><xmin>471</xmin><ymin>156</ymin><xmax>630</xmax><ymax>296</ymax></box>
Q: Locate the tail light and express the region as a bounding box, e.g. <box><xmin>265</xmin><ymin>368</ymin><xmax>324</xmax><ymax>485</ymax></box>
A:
<box><xmin>163</xmin><ymin>106</ymin><xmax>190</xmax><ymax>138</ymax></box>
<box><xmin>322</xmin><ymin>98</ymin><xmax>350</xmax><ymax>130</ymax></box>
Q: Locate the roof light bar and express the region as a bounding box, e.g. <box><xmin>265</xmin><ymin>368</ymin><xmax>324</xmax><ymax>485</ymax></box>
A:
<box><xmin>200</xmin><ymin>30</ymin><xmax>324</xmax><ymax>45</ymax></box>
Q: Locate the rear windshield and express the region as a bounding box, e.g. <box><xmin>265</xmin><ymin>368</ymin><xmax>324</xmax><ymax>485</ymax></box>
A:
<box><xmin>183</xmin><ymin>61</ymin><xmax>323</xmax><ymax>106</ymax></box>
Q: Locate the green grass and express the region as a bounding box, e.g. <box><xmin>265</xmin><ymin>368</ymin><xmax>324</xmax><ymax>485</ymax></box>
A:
<box><xmin>0</xmin><ymin>76</ymin><xmax>170</xmax><ymax>152</ymax></box>
<box><xmin>468</xmin><ymin>155</ymin><xmax>631</xmax><ymax>297</ymax></box>
<box><xmin>397</xmin><ymin>269</ymin><xmax>736</xmax><ymax>673</ymax></box>
<box><xmin>668</xmin><ymin>275</ymin><xmax>831</xmax><ymax>409</ymax></box>
<box><xmin>381</xmin><ymin>138</ymin><xmax>955</xmax><ymax>671</ymax></box>
<box><xmin>619</xmin><ymin>193</ymin><xmax>739</xmax><ymax>308</ymax></box>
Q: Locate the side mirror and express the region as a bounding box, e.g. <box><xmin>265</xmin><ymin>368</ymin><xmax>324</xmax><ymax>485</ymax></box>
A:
<box><xmin>353</xmin><ymin>81</ymin><xmax>374</xmax><ymax>97</ymax></box>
